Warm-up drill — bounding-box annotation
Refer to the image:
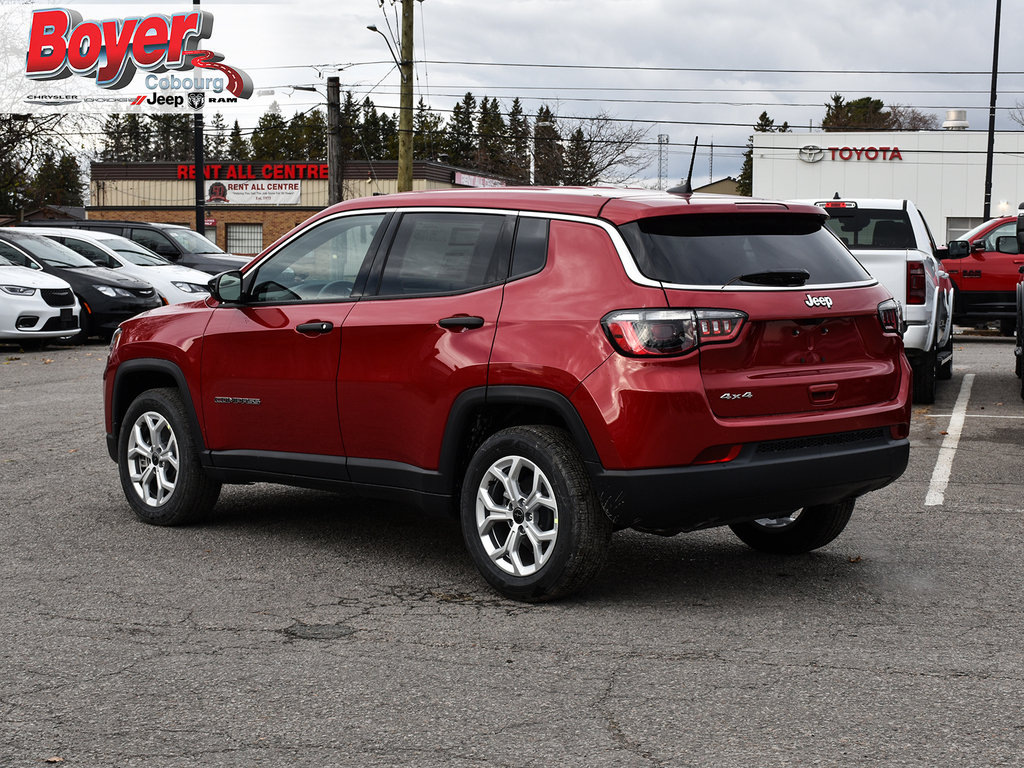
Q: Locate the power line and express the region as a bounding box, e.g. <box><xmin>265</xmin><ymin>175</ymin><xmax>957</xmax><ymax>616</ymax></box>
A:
<box><xmin>243</xmin><ymin>59</ymin><xmax>1024</xmax><ymax>78</ymax></box>
<box><xmin>419</xmin><ymin>60</ymin><xmax>1024</xmax><ymax>77</ymax></box>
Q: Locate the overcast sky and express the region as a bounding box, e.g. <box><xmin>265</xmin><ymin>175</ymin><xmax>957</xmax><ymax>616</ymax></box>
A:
<box><xmin>5</xmin><ymin>0</ymin><xmax>1022</xmax><ymax>185</ymax></box>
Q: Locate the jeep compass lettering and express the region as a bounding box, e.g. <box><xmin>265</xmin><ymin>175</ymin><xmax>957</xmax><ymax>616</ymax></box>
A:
<box><xmin>103</xmin><ymin>188</ymin><xmax>911</xmax><ymax>601</ymax></box>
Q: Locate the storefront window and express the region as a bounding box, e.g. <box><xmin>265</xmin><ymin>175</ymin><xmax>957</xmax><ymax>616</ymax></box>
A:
<box><xmin>226</xmin><ymin>223</ymin><xmax>263</xmax><ymax>255</ymax></box>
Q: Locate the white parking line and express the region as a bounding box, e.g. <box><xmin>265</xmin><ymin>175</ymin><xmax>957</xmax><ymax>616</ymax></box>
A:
<box><xmin>924</xmin><ymin>373</ymin><xmax>975</xmax><ymax>507</ymax></box>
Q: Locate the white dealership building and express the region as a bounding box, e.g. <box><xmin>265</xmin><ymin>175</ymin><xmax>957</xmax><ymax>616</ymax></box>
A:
<box><xmin>752</xmin><ymin>115</ymin><xmax>1024</xmax><ymax>242</ymax></box>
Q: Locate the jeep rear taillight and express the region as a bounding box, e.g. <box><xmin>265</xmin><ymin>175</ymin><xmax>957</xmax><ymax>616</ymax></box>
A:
<box><xmin>697</xmin><ymin>310</ymin><xmax>746</xmax><ymax>341</ymax></box>
<box><xmin>877</xmin><ymin>298</ymin><xmax>904</xmax><ymax>336</ymax></box>
<box><xmin>602</xmin><ymin>309</ymin><xmax>746</xmax><ymax>357</ymax></box>
<box><xmin>906</xmin><ymin>262</ymin><xmax>927</xmax><ymax>305</ymax></box>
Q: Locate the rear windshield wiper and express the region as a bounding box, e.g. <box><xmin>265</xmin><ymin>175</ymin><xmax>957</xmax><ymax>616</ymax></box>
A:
<box><xmin>725</xmin><ymin>269</ymin><xmax>811</xmax><ymax>287</ymax></box>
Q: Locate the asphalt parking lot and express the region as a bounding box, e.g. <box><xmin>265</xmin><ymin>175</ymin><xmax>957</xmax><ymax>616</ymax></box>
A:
<box><xmin>1</xmin><ymin>333</ymin><xmax>1022</xmax><ymax>768</ymax></box>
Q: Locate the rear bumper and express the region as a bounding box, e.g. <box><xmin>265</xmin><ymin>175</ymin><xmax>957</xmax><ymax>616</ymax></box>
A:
<box><xmin>589</xmin><ymin>428</ymin><xmax>909</xmax><ymax>533</ymax></box>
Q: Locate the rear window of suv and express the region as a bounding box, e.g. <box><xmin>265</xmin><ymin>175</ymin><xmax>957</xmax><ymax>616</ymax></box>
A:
<box><xmin>821</xmin><ymin>208</ymin><xmax>914</xmax><ymax>250</ymax></box>
<box><xmin>618</xmin><ymin>213</ymin><xmax>870</xmax><ymax>287</ymax></box>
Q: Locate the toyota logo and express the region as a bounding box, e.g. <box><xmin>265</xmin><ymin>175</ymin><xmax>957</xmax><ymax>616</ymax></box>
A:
<box><xmin>799</xmin><ymin>145</ymin><xmax>825</xmax><ymax>163</ymax></box>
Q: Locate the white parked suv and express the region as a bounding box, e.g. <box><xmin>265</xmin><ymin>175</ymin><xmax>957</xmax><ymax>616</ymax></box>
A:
<box><xmin>792</xmin><ymin>198</ymin><xmax>955</xmax><ymax>403</ymax></box>
<box><xmin>0</xmin><ymin>252</ymin><xmax>79</xmax><ymax>347</ymax></box>
<box><xmin>27</xmin><ymin>228</ymin><xmax>211</xmax><ymax>305</ymax></box>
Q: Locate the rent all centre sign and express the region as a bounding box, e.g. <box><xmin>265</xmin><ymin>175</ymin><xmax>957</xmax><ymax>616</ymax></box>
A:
<box><xmin>177</xmin><ymin>163</ymin><xmax>329</xmax><ymax>180</ymax></box>
<box><xmin>176</xmin><ymin>163</ymin><xmax>325</xmax><ymax>205</ymax></box>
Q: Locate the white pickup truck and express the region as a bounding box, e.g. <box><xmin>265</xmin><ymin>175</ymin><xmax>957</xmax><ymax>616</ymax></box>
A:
<box><xmin>793</xmin><ymin>198</ymin><xmax>955</xmax><ymax>403</ymax></box>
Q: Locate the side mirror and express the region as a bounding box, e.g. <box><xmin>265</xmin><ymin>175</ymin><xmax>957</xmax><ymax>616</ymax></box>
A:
<box><xmin>209</xmin><ymin>270</ymin><xmax>243</xmax><ymax>303</ymax></box>
<box><xmin>946</xmin><ymin>240</ymin><xmax>971</xmax><ymax>258</ymax></box>
<box><xmin>996</xmin><ymin>235</ymin><xmax>1020</xmax><ymax>254</ymax></box>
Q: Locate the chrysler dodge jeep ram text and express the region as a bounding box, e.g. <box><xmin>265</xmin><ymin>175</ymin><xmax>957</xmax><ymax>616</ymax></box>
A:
<box><xmin>103</xmin><ymin>187</ymin><xmax>912</xmax><ymax>601</ymax></box>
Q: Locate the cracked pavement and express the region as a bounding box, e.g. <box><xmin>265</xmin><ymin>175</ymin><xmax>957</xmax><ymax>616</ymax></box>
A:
<box><xmin>1</xmin><ymin>337</ymin><xmax>1022</xmax><ymax>767</ymax></box>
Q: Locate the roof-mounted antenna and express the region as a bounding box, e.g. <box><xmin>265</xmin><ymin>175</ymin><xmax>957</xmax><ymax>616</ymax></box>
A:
<box><xmin>667</xmin><ymin>137</ymin><xmax>698</xmax><ymax>195</ymax></box>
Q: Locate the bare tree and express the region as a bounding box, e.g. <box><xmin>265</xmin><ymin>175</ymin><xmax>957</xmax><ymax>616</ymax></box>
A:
<box><xmin>888</xmin><ymin>104</ymin><xmax>941</xmax><ymax>130</ymax></box>
<box><xmin>1009</xmin><ymin>104</ymin><xmax>1024</xmax><ymax>128</ymax></box>
<box><xmin>561</xmin><ymin>110</ymin><xmax>652</xmax><ymax>185</ymax></box>
<box><xmin>0</xmin><ymin>114</ymin><xmax>90</xmax><ymax>214</ymax></box>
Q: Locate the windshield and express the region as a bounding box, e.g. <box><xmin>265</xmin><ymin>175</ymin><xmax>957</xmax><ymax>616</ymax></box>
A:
<box><xmin>165</xmin><ymin>228</ymin><xmax>225</xmax><ymax>254</ymax></box>
<box><xmin>822</xmin><ymin>208</ymin><xmax>915</xmax><ymax>250</ymax></box>
<box><xmin>959</xmin><ymin>217</ymin><xmax>1014</xmax><ymax>243</ymax></box>
<box><xmin>114</xmin><ymin>245</ymin><xmax>171</xmax><ymax>266</ymax></box>
<box><xmin>618</xmin><ymin>213</ymin><xmax>871</xmax><ymax>287</ymax></box>
<box><xmin>0</xmin><ymin>233</ymin><xmax>95</xmax><ymax>268</ymax></box>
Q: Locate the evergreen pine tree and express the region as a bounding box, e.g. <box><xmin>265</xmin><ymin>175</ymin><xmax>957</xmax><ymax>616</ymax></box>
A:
<box><xmin>204</xmin><ymin>112</ymin><xmax>228</xmax><ymax>160</ymax></box>
<box><xmin>474</xmin><ymin>97</ymin><xmax>507</xmax><ymax>176</ymax></box>
<box><xmin>444</xmin><ymin>92</ymin><xmax>477</xmax><ymax>167</ymax></box>
<box><xmin>250</xmin><ymin>102</ymin><xmax>290</xmax><ymax>160</ymax></box>
<box><xmin>562</xmin><ymin>127</ymin><xmax>597</xmax><ymax>185</ymax></box>
<box><xmin>122</xmin><ymin>115</ymin><xmax>152</xmax><ymax>161</ymax></box>
<box><xmin>413</xmin><ymin>97</ymin><xmax>445</xmax><ymax>161</ymax></box>
<box><xmin>505</xmin><ymin>98</ymin><xmax>531</xmax><ymax>184</ymax></box>
<box><xmin>227</xmin><ymin>120</ymin><xmax>250</xmax><ymax>160</ymax></box>
<box><xmin>25</xmin><ymin>151</ymin><xmax>83</xmax><ymax>208</ymax></box>
<box><xmin>148</xmin><ymin>115</ymin><xmax>192</xmax><ymax>160</ymax></box>
<box><xmin>100</xmin><ymin>115</ymin><xmax>127</xmax><ymax>161</ymax></box>
<box><xmin>533</xmin><ymin>105</ymin><xmax>562</xmax><ymax>185</ymax></box>
<box><xmin>737</xmin><ymin>112</ymin><xmax>788</xmax><ymax>197</ymax></box>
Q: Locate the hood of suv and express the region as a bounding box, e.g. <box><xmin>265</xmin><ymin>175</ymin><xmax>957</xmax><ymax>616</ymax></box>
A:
<box><xmin>0</xmin><ymin>265</ymin><xmax>73</xmax><ymax>290</ymax></box>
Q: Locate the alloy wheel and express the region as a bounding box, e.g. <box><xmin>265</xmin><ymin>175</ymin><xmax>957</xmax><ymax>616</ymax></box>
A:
<box><xmin>475</xmin><ymin>455</ymin><xmax>559</xmax><ymax>577</ymax></box>
<box><xmin>125</xmin><ymin>410</ymin><xmax>180</xmax><ymax>507</ymax></box>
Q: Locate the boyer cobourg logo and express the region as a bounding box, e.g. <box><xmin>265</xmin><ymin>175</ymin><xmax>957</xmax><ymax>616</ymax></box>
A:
<box><xmin>24</xmin><ymin>7</ymin><xmax>253</xmax><ymax>101</ymax></box>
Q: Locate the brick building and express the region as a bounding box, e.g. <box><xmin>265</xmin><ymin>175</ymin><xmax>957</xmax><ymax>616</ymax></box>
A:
<box><xmin>88</xmin><ymin>160</ymin><xmax>509</xmax><ymax>255</ymax></box>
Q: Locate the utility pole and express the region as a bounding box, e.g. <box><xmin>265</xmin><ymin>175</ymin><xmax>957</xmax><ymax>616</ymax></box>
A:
<box><xmin>192</xmin><ymin>0</ymin><xmax>204</xmax><ymax>235</ymax></box>
<box><xmin>397</xmin><ymin>0</ymin><xmax>414</xmax><ymax>193</ymax></box>
<box><xmin>983</xmin><ymin>0</ymin><xmax>1001</xmax><ymax>220</ymax></box>
<box><xmin>327</xmin><ymin>76</ymin><xmax>342</xmax><ymax>204</ymax></box>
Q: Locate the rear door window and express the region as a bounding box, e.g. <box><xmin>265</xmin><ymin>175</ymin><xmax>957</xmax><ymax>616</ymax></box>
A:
<box><xmin>375</xmin><ymin>212</ymin><xmax>513</xmax><ymax>296</ymax></box>
<box><xmin>618</xmin><ymin>213</ymin><xmax>870</xmax><ymax>287</ymax></box>
<box><xmin>510</xmin><ymin>217</ymin><xmax>549</xmax><ymax>279</ymax></box>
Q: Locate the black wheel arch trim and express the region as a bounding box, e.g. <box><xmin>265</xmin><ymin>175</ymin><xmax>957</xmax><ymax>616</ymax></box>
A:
<box><xmin>438</xmin><ymin>385</ymin><xmax>602</xmax><ymax>488</ymax></box>
<box><xmin>107</xmin><ymin>357</ymin><xmax>207</xmax><ymax>463</ymax></box>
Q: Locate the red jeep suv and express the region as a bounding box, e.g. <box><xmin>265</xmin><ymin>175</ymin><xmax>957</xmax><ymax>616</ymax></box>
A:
<box><xmin>103</xmin><ymin>188</ymin><xmax>911</xmax><ymax>601</ymax></box>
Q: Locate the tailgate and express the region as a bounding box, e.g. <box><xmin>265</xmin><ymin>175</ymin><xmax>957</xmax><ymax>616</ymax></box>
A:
<box><xmin>847</xmin><ymin>248</ymin><xmax>910</xmax><ymax>305</ymax></box>
<box><xmin>665</xmin><ymin>287</ymin><xmax>903</xmax><ymax>419</ymax></box>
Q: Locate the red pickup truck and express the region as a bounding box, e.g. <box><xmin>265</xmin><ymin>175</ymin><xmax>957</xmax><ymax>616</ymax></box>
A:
<box><xmin>943</xmin><ymin>215</ymin><xmax>1024</xmax><ymax>335</ymax></box>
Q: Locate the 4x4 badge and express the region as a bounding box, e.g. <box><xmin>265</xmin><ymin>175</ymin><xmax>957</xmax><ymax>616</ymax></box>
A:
<box><xmin>804</xmin><ymin>294</ymin><xmax>834</xmax><ymax>309</ymax></box>
<box><xmin>720</xmin><ymin>391</ymin><xmax>753</xmax><ymax>400</ymax></box>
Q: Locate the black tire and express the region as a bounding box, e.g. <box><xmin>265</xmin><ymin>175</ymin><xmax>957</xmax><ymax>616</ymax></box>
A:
<box><xmin>1017</xmin><ymin>288</ymin><xmax>1024</xmax><ymax>400</ymax></box>
<box><xmin>729</xmin><ymin>499</ymin><xmax>855</xmax><ymax>555</ymax></box>
<box><xmin>1015</xmin><ymin>284</ymin><xmax>1023</xmax><ymax>383</ymax></box>
<box><xmin>999</xmin><ymin>318</ymin><xmax>1015</xmax><ymax>337</ymax></box>
<box><xmin>117</xmin><ymin>387</ymin><xmax>220</xmax><ymax>525</ymax></box>
<box><xmin>69</xmin><ymin>305</ymin><xmax>91</xmax><ymax>345</ymax></box>
<box><xmin>911</xmin><ymin>348</ymin><xmax>937</xmax><ymax>404</ymax></box>
<box><xmin>460</xmin><ymin>425</ymin><xmax>612</xmax><ymax>602</ymax></box>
